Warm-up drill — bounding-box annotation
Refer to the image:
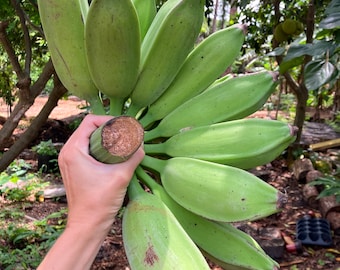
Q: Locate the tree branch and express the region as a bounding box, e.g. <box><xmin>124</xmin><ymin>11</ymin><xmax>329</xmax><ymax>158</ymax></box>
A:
<box><xmin>0</xmin><ymin>21</ymin><xmax>23</xmax><ymax>78</ymax></box>
<box><xmin>11</xmin><ymin>0</ymin><xmax>32</xmax><ymax>75</ymax></box>
<box><xmin>0</xmin><ymin>76</ymin><xmax>67</xmax><ymax>173</ymax></box>
<box><xmin>0</xmin><ymin>59</ymin><xmax>54</xmax><ymax>149</ymax></box>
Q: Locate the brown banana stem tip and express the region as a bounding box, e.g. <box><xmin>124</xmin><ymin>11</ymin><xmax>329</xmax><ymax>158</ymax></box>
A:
<box><xmin>101</xmin><ymin>116</ymin><xmax>144</xmax><ymax>158</ymax></box>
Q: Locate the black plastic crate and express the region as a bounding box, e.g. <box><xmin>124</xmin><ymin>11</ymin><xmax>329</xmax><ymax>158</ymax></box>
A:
<box><xmin>296</xmin><ymin>216</ymin><xmax>333</xmax><ymax>246</ymax></box>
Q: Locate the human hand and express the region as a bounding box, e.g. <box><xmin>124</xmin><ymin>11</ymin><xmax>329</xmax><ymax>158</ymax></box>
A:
<box><xmin>58</xmin><ymin>114</ymin><xmax>145</xmax><ymax>231</ymax></box>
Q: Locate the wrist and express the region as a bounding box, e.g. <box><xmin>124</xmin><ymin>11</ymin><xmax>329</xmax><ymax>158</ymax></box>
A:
<box><xmin>66</xmin><ymin>214</ymin><xmax>114</xmax><ymax>237</ymax></box>
<box><xmin>38</xmin><ymin>219</ymin><xmax>111</xmax><ymax>270</ymax></box>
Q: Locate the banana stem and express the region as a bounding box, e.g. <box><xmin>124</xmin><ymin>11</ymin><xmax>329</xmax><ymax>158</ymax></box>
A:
<box><xmin>143</xmin><ymin>128</ymin><xmax>161</xmax><ymax>142</ymax></box>
<box><xmin>127</xmin><ymin>174</ymin><xmax>144</xmax><ymax>200</ymax></box>
<box><xmin>109</xmin><ymin>97</ymin><xmax>124</xmax><ymax>116</ymax></box>
<box><xmin>135</xmin><ymin>166</ymin><xmax>159</xmax><ymax>191</ymax></box>
<box><xmin>125</xmin><ymin>103</ymin><xmax>142</xmax><ymax>117</ymax></box>
<box><xmin>139</xmin><ymin>112</ymin><xmax>155</xmax><ymax>129</ymax></box>
<box><xmin>89</xmin><ymin>95</ymin><xmax>106</xmax><ymax>115</ymax></box>
<box><xmin>141</xmin><ymin>155</ymin><xmax>166</xmax><ymax>173</ymax></box>
<box><xmin>144</xmin><ymin>143</ymin><xmax>165</xmax><ymax>154</ymax></box>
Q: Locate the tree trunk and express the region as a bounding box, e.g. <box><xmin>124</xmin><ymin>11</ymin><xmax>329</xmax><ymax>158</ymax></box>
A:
<box><xmin>292</xmin><ymin>0</ymin><xmax>314</xmax><ymax>141</ymax></box>
<box><xmin>221</xmin><ymin>0</ymin><xmax>227</xmax><ymax>29</ymax></box>
<box><xmin>0</xmin><ymin>75</ymin><xmax>67</xmax><ymax>173</ymax></box>
<box><xmin>293</xmin><ymin>84</ymin><xmax>309</xmax><ymax>142</ymax></box>
<box><xmin>211</xmin><ymin>0</ymin><xmax>219</xmax><ymax>33</ymax></box>
<box><xmin>333</xmin><ymin>80</ymin><xmax>340</xmax><ymax>119</ymax></box>
<box><xmin>272</xmin><ymin>0</ymin><xmax>315</xmax><ymax>143</ymax></box>
<box><xmin>0</xmin><ymin>60</ymin><xmax>54</xmax><ymax>150</ymax></box>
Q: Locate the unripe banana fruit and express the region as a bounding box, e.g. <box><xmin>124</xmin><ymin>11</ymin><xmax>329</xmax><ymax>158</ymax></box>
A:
<box><xmin>144</xmin><ymin>71</ymin><xmax>278</xmax><ymax>141</ymax></box>
<box><xmin>132</xmin><ymin>0</ymin><xmax>157</xmax><ymax>41</ymax></box>
<box><xmin>136</xmin><ymin>167</ymin><xmax>280</xmax><ymax>270</ymax></box>
<box><xmin>85</xmin><ymin>0</ymin><xmax>140</xmax><ymax>115</ymax></box>
<box><xmin>141</xmin><ymin>156</ymin><xmax>286</xmax><ymax>222</ymax></box>
<box><xmin>37</xmin><ymin>0</ymin><xmax>104</xmax><ymax>114</ymax></box>
<box><xmin>140</xmin><ymin>24</ymin><xmax>246</xmax><ymax>127</ymax></box>
<box><xmin>123</xmin><ymin>176</ymin><xmax>210</xmax><ymax>270</ymax></box>
<box><xmin>145</xmin><ymin>118</ymin><xmax>297</xmax><ymax>169</ymax></box>
<box><xmin>127</xmin><ymin>0</ymin><xmax>205</xmax><ymax>115</ymax></box>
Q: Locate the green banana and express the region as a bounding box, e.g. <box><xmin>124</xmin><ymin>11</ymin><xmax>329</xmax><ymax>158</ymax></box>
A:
<box><xmin>141</xmin><ymin>156</ymin><xmax>286</xmax><ymax>222</ymax></box>
<box><xmin>123</xmin><ymin>175</ymin><xmax>210</xmax><ymax>270</ymax></box>
<box><xmin>136</xmin><ymin>167</ymin><xmax>280</xmax><ymax>270</ymax></box>
<box><xmin>139</xmin><ymin>24</ymin><xmax>246</xmax><ymax>128</ymax></box>
<box><xmin>144</xmin><ymin>118</ymin><xmax>297</xmax><ymax>169</ymax></box>
<box><xmin>37</xmin><ymin>0</ymin><xmax>104</xmax><ymax>114</ymax></box>
<box><xmin>127</xmin><ymin>0</ymin><xmax>205</xmax><ymax>116</ymax></box>
<box><xmin>144</xmin><ymin>71</ymin><xmax>279</xmax><ymax>141</ymax></box>
<box><xmin>85</xmin><ymin>0</ymin><xmax>140</xmax><ymax>115</ymax></box>
<box><xmin>202</xmin><ymin>251</ymin><xmax>278</xmax><ymax>270</ymax></box>
<box><xmin>132</xmin><ymin>0</ymin><xmax>157</xmax><ymax>41</ymax></box>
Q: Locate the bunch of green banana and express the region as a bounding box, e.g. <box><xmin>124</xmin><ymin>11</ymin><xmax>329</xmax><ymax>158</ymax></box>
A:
<box><xmin>141</xmin><ymin>155</ymin><xmax>285</xmax><ymax>222</ymax></box>
<box><xmin>38</xmin><ymin>1</ymin><xmax>297</xmax><ymax>268</ymax></box>
<box><xmin>85</xmin><ymin>0</ymin><xmax>140</xmax><ymax>115</ymax></box>
<box><xmin>127</xmin><ymin>0</ymin><xmax>205</xmax><ymax>116</ymax></box>
<box><xmin>37</xmin><ymin>0</ymin><xmax>104</xmax><ymax>115</ymax></box>
<box><xmin>136</xmin><ymin>167</ymin><xmax>280</xmax><ymax>270</ymax></box>
<box><xmin>144</xmin><ymin>118</ymin><xmax>297</xmax><ymax>169</ymax></box>
<box><xmin>140</xmin><ymin>24</ymin><xmax>246</xmax><ymax>128</ymax></box>
<box><xmin>132</xmin><ymin>0</ymin><xmax>157</xmax><ymax>41</ymax></box>
<box><xmin>144</xmin><ymin>71</ymin><xmax>279</xmax><ymax>141</ymax></box>
<box><xmin>123</xmin><ymin>175</ymin><xmax>210</xmax><ymax>270</ymax></box>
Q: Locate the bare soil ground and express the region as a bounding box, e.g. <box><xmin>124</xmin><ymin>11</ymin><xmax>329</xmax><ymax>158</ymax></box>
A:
<box><xmin>0</xmin><ymin>96</ymin><xmax>86</xmax><ymax>120</ymax></box>
<box><xmin>1</xmin><ymin>96</ymin><xmax>340</xmax><ymax>269</ymax></box>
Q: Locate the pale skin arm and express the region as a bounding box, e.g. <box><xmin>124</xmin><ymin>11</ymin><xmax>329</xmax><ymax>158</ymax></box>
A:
<box><xmin>38</xmin><ymin>114</ymin><xmax>145</xmax><ymax>270</ymax></box>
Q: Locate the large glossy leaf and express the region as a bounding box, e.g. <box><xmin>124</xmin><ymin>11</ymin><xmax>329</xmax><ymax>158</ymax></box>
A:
<box><xmin>279</xmin><ymin>56</ymin><xmax>304</xmax><ymax>74</ymax></box>
<box><xmin>325</xmin><ymin>0</ymin><xmax>340</xmax><ymax>15</ymax></box>
<box><xmin>304</xmin><ymin>60</ymin><xmax>335</xmax><ymax>90</ymax></box>
<box><xmin>266</xmin><ymin>46</ymin><xmax>285</xmax><ymax>57</ymax></box>
<box><xmin>320</xmin><ymin>0</ymin><xmax>340</xmax><ymax>29</ymax></box>
<box><xmin>319</xmin><ymin>12</ymin><xmax>340</xmax><ymax>29</ymax></box>
<box><xmin>283</xmin><ymin>41</ymin><xmax>336</xmax><ymax>62</ymax></box>
<box><xmin>283</xmin><ymin>44</ymin><xmax>313</xmax><ymax>62</ymax></box>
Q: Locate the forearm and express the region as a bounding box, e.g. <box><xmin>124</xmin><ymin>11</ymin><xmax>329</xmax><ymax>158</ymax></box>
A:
<box><xmin>38</xmin><ymin>222</ymin><xmax>110</xmax><ymax>270</ymax></box>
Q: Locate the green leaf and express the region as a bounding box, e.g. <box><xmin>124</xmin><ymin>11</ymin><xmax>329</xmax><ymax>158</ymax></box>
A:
<box><xmin>266</xmin><ymin>46</ymin><xmax>285</xmax><ymax>57</ymax></box>
<box><xmin>279</xmin><ymin>56</ymin><xmax>304</xmax><ymax>74</ymax></box>
<box><xmin>319</xmin><ymin>12</ymin><xmax>340</xmax><ymax>29</ymax></box>
<box><xmin>317</xmin><ymin>187</ymin><xmax>340</xmax><ymax>199</ymax></box>
<box><xmin>325</xmin><ymin>0</ymin><xmax>340</xmax><ymax>15</ymax></box>
<box><xmin>309</xmin><ymin>176</ymin><xmax>338</xmax><ymax>186</ymax></box>
<box><xmin>284</xmin><ymin>41</ymin><xmax>336</xmax><ymax>62</ymax></box>
<box><xmin>304</xmin><ymin>60</ymin><xmax>335</xmax><ymax>90</ymax></box>
<box><xmin>283</xmin><ymin>44</ymin><xmax>313</xmax><ymax>62</ymax></box>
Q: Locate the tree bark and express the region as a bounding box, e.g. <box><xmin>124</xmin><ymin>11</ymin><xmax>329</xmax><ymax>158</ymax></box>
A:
<box><xmin>0</xmin><ymin>75</ymin><xmax>67</xmax><ymax>173</ymax></box>
<box><xmin>211</xmin><ymin>0</ymin><xmax>219</xmax><ymax>33</ymax></box>
<box><xmin>0</xmin><ymin>59</ymin><xmax>54</xmax><ymax>150</ymax></box>
<box><xmin>0</xmin><ymin>3</ymin><xmax>55</xmax><ymax>150</ymax></box>
<box><xmin>272</xmin><ymin>0</ymin><xmax>315</xmax><ymax>143</ymax></box>
<box><xmin>292</xmin><ymin>0</ymin><xmax>314</xmax><ymax>142</ymax></box>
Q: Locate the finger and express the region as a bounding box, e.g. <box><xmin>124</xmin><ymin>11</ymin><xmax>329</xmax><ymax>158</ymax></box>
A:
<box><xmin>74</xmin><ymin>114</ymin><xmax>114</xmax><ymax>138</ymax></box>
<box><xmin>65</xmin><ymin>115</ymin><xmax>114</xmax><ymax>149</ymax></box>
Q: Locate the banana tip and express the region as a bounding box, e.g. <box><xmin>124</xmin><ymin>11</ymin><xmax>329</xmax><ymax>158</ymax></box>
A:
<box><xmin>236</xmin><ymin>23</ymin><xmax>248</xmax><ymax>35</ymax></box>
<box><xmin>288</xmin><ymin>124</ymin><xmax>299</xmax><ymax>137</ymax></box>
<box><xmin>277</xmin><ymin>191</ymin><xmax>288</xmax><ymax>210</ymax></box>
<box><xmin>269</xmin><ymin>71</ymin><xmax>280</xmax><ymax>82</ymax></box>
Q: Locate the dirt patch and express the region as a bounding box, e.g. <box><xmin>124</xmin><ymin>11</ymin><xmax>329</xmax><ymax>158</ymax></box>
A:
<box><xmin>0</xmin><ymin>96</ymin><xmax>86</xmax><ymax>120</ymax></box>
